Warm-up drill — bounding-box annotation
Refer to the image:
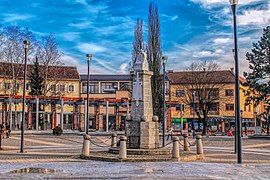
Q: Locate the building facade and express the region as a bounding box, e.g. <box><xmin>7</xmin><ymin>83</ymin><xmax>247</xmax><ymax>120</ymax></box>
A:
<box><xmin>0</xmin><ymin>62</ymin><xmax>81</xmax><ymax>131</ymax></box>
<box><xmin>0</xmin><ymin>62</ymin><xmax>264</xmax><ymax>133</ymax></box>
<box><xmin>79</xmin><ymin>75</ymin><xmax>131</xmax><ymax>131</ymax></box>
<box><xmin>167</xmin><ymin>70</ymin><xmax>263</xmax><ymax>134</ymax></box>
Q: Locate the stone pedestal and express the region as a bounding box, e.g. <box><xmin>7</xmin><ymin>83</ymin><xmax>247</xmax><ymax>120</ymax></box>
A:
<box><xmin>140</xmin><ymin>121</ymin><xmax>159</xmax><ymax>149</ymax></box>
<box><xmin>126</xmin><ymin>56</ymin><xmax>160</xmax><ymax>149</ymax></box>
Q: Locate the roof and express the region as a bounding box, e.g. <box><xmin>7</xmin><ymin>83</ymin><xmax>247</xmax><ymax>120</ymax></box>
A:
<box><xmin>167</xmin><ymin>70</ymin><xmax>236</xmax><ymax>85</ymax></box>
<box><xmin>80</xmin><ymin>74</ymin><xmax>132</xmax><ymax>82</ymax></box>
<box><xmin>0</xmin><ymin>62</ymin><xmax>80</xmax><ymax>80</ymax></box>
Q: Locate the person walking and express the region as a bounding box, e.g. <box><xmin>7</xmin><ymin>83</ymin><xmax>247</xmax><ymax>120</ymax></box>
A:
<box><xmin>166</xmin><ymin>127</ymin><xmax>173</xmax><ymax>141</ymax></box>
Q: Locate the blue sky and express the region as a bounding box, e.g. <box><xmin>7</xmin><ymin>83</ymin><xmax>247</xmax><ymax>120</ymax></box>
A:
<box><xmin>0</xmin><ymin>0</ymin><xmax>269</xmax><ymax>74</ymax></box>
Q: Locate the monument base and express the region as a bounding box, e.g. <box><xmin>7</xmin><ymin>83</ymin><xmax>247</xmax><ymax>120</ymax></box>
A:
<box><xmin>126</xmin><ymin>121</ymin><xmax>159</xmax><ymax>149</ymax></box>
<box><xmin>109</xmin><ymin>147</ymin><xmax>171</xmax><ymax>155</ymax></box>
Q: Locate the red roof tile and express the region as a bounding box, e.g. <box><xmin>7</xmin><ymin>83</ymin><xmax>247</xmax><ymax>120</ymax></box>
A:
<box><xmin>0</xmin><ymin>62</ymin><xmax>80</xmax><ymax>80</ymax></box>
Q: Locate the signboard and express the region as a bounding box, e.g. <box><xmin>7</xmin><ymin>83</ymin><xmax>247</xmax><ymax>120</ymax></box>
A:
<box><xmin>172</xmin><ymin>117</ymin><xmax>187</xmax><ymax>123</ymax></box>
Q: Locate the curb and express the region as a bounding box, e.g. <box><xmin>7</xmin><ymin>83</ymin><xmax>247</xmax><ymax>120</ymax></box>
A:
<box><xmin>80</xmin><ymin>153</ymin><xmax>204</xmax><ymax>162</ymax></box>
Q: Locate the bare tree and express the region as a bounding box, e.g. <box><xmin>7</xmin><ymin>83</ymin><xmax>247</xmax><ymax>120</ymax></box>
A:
<box><xmin>147</xmin><ymin>1</ymin><xmax>163</xmax><ymax>120</ymax></box>
<box><xmin>172</xmin><ymin>61</ymin><xmax>227</xmax><ymax>135</ymax></box>
<box><xmin>132</xmin><ymin>18</ymin><xmax>144</xmax><ymax>69</ymax></box>
<box><xmin>2</xmin><ymin>25</ymin><xmax>36</xmax><ymax>95</ymax></box>
<box><xmin>36</xmin><ymin>33</ymin><xmax>63</xmax><ymax>96</ymax></box>
<box><xmin>0</xmin><ymin>25</ymin><xmax>5</xmax><ymax>60</ymax></box>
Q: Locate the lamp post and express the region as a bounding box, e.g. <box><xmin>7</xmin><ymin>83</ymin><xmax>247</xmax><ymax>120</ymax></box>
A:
<box><xmin>20</xmin><ymin>40</ymin><xmax>30</xmax><ymax>153</ymax></box>
<box><xmin>86</xmin><ymin>54</ymin><xmax>92</xmax><ymax>134</ymax></box>
<box><xmin>230</xmin><ymin>0</ymin><xmax>242</xmax><ymax>163</ymax></box>
<box><xmin>162</xmin><ymin>55</ymin><xmax>168</xmax><ymax>147</ymax></box>
<box><xmin>192</xmin><ymin>91</ymin><xmax>196</xmax><ymax>139</ymax></box>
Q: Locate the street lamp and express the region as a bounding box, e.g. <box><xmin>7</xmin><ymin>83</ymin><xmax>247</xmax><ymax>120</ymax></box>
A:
<box><xmin>229</xmin><ymin>0</ymin><xmax>242</xmax><ymax>163</ymax></box>
<box><xmin>162</xmin><ymin>55</ymin><xmax>168</xmax><ymax>147</ymax></box>
<box><xmin>86</xmin><ymin>54</ymin><xmax>92</xmax><ymax>134</ymax></box>
<box><xmin>20</xmin><ymin>40</ymin><xmax>30</xmax><ymax>153</ymax></box>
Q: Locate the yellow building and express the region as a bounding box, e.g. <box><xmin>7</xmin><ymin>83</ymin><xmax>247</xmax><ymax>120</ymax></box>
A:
<box><xmin>167</xmin><ymin>70</ymin><xmax>261</xmax><ymax>133</ymax></box>
<box><xmin>0</xmin><ymin>62</ymin><xmax>81</xmax><ymax>131</ymax></box>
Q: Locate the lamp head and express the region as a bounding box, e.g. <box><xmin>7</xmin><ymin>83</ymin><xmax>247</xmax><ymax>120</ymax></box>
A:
<box><xmin>86</xmin><ymin>54</ymin><xmax>93</xmax><ymax>61</ymax></box>
<box><xmin>23</xmin><ymin>40</ymin><xmax>30</xmax><ymax>49</ymax></box>
<box><xmin>162</xmin><ymin>55</ymin><xmax>168</xmax><ymax>64</ymax></box>
<box><xmin>229</xmin><ymin>0</ymin><xmax>238</xmax><ymax>5</ymax></box>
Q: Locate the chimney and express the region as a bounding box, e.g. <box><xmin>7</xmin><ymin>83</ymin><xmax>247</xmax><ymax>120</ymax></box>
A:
<box><xmin>230</xmin><ymin>68</ymin><xmax>234</xmax><ymax>73</ymax></box>
<box><xmin>167</xmin><ymin>70</ymin><xmax>174</xmax><ymax>73</ymax></box>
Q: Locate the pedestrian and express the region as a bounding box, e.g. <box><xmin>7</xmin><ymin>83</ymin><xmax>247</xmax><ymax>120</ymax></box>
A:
<box><xmin>0</xmin><ymin>123</ymin><xmax>3</xmax><ymax>150</ymax></box>
<box><xmin>167</xmin><ymin>127</ymin><xmax>173</xmax><ymax>141</ymax></box>
<box><xmin>5</xmin><ymin>122</ymin><xmax>10</xmax><ymax>138</ymax></box>
<box><xmin>244</xmin><ymin>123</ymin><xmax>247</xmax><ymax>136</ymax></box>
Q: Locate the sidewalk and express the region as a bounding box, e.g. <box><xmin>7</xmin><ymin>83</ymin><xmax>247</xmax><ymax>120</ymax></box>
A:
<box><xmin>9</xmin><ymin>130</ymin><xmax>125</xmax><ymax>136</ymax></box>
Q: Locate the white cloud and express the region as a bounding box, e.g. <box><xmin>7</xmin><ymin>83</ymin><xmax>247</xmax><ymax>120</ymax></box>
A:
<box><xmin>161</xmin><ymin>14</ymin><xmax>179</xmax><ymax>21</ymax></box>
<box><xmin>74</xmin><ymin>0</ymin><xmax>88</xmax><ymax>5</ymax></box>
<box><xmin>61</xmin><ymin>54</ymin><xmax>116</xmax><ymax>74</ymax></box>
<box><xmin>238</xmin><ymin>9</ymin><xmax>270</xmax><ymax>26</ymax></box>
<box><xmin>119</xmin><ymin>63</ymin><xmax>128</xmax><ymax>74</ymax></box>
<box><xmin>3</xmin><ymin>13</ymin><xmax>33</xmax><ymax>22</ymax></box>
<box><xmin>77</xmin><ymin>43</ymin><xmax>106</xmax><ymax>53</ymax></box>
<box><xmin>191</xmin><ymin>0</ymin><xmax>265</xmax><ymax>8</ymax></box>
<box><xmin>193</xmin><ymin>50</ymin><xmax>214</xmax><ymax>58</ymax></box>
<box><xmin>215</xmin><ymin>49</ymin><xmax>224</xmax><ymax>54</ymax></box>
<box><xmin>61</xmin><ymin>32</ymin><xmax>81</xmax><ymax>41</ymax></box>
<box><xmin>68</xmin><ymin>21</ymin><xmax>91</xmax><ymax>29</ymax></box>
<box><xmin>213</xmin><ymin>37</ymin><xmax>231</xmax><ymax>44</ymax></box>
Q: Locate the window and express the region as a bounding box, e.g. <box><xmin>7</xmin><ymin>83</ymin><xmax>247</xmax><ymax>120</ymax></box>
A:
<box><xmin>4</xmin><ymin>83</ymin><xmax>11</xmax><ymax>90</ymax></box>
<box><xmin>225</xmin><ymin>89</ymin><xmax>234</xmax><ymax>96</ymax></box>
<box><xmin>248</xmin><ymin>105</ymin><xmax>251</xmax><ymax>112</ymax></box>
<box><xmin>15</xmin><ymin>83</ymin><xmax>19</xmax><ymax>91</ymax></box>
<box><xmin>210</xmin><ymin>103</ymin><xmax>219</xmax><ymax>111</ymax></box>
<box><xmin>176</xmin><ymin>90</ymin><xmax>185</xmax><ymax>97</ymax></box>
<box><xmin>59</xmin><ymin>85</ymin><xmax>65</xmax><ymax>92</ymax></box>
<box><xmin>50</xmin><ymin>84</ymin><xmax>56</xmax><ymax>92</ymax></box>
<box><xmin>82</xmin><ymin>82</ymin><xmax>99</xmax><ymax>93</ymax></box>
<box><xmin>209</xmin><ymin>89</ymin><xmax>219</xmax><ymax>98</ymax></box>
<box><xmin>226</xmin><ymin>104</ymin><xmax>234</xmax><ymax>111</ymax></box>
<box><xmin>176</xmin><ymin>104</ymin><xmax>185</xmax><ymax>111</ymax></box>
<box><xmin>90</xmin><ymin>83</ymin><xmax>99</xmax><ymax>93</ymax></box>
<box><xmin>120</xmin><ymin>82</ymin><xmax>131</xmax><ymax>91</ymax></box>
<box><xmin>101</xmin><ymin>82</ymin><xmax>117</xmax><ymax>93</ymax></box>
<box><xmin>68</xmin><ymin>85</ymin><xmax>74</xmax><ymax>92</ymax></box>
<box><xmin>26</xmin><ymin>83</ymin><xmax>30</xmax><ymax>91</ymax></box>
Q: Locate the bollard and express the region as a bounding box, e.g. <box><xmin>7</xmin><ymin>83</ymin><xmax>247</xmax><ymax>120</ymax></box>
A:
<box><xmin>82</xmin><ymin>134</ymin><xmax>91</xmax><ymax>157</ymax></box>
<box><xmin>111</xmin><ymin>133</ymin><xmax>117</xmax><ymax>148</ymax></box>
<box><xmin>196</xmin><ymin>135</ymin><xmax>204</xmax><ymax>155</ymax></box>
<box><xmin>119</xmin><ymin>136</ymin><xmax>127</xmax><ymax>160</ymax></box>
<box><xmin>183</xmin><ymin>134</ymin><xmax>190</xmax><ymax>152</ymax></box>
<box><xmin>172</xmin><ymin>137</ymin><xmax>180</xmax><ymax>160</ymax></box>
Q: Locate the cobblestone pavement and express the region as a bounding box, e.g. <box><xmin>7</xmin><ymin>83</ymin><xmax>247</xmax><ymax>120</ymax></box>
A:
<box><xmin>0</xmin><ymin>161</ymin><xmax>270</xmax><ymax>179</ymax></box>
<box><xmin>0</xmin><ymin>134</ymin><xmax>270</xmax><ymax>178</ymax></box>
